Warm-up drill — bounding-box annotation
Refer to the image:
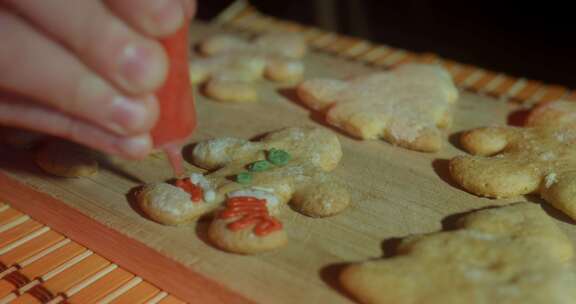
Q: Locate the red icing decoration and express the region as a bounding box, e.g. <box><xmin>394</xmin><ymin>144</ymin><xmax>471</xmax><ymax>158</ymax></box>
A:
<box><xmin>218</xmin><ymin>196</ymin><xmax>283</xmax><ymax>236</ymax></box>
<box><xmin>175</xmin><ymin>178</ymin><xmax>203</xmax><ymax>203</ymax></box>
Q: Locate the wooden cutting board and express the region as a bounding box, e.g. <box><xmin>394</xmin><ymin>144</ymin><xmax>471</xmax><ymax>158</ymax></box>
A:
<box><xmin>0</xmin><ymin>21</ymin><xmax>574</xmax><ymax>303</ymax></box>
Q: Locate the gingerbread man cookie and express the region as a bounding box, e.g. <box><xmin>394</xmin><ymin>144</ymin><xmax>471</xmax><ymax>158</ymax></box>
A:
<box><xmin>341</xmin><ymin>203</ymin><xmax>576</xmax><ymax>304</ymax></box>
<box><xmin>189</xmin><ymin>32</ymin><xmax>307</xmax><ymax>103</ymax></box>
<box><xmin>450</xmin><ymin>100</ymin><xmax>576</xmax><ymax>220</ymax></box>
<box><xmin>137</xmin><ymin>127</ymin><xmax>350</xmax><ymax>254</ymax></box>
<box><xmin>297</xmin><ymin>64</ymin><xmax>458</xmax><ymax>152</ymax></box>
<box><xmin>35</xmin><ymin>140</ymin><xmax>99</xmax><ymax>178</ymax></box>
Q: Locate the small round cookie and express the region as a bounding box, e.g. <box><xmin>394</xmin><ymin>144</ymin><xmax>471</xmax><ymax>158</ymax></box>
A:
<box><xmin>138</xmin><ymin>182</ymin><xmax>220</xmax><ymax>225</ymax></box>
<box><xmin>35</xmin><ymin>140</ymin><xmax>98</xmax><ymax>177</ymax></box>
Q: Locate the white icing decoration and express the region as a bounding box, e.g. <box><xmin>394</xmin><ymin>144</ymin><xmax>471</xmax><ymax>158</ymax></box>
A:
<box><xmin>189</xmin><ymin>173</ymin><xmax>216</xmax><ymax>202</ymax></box>
<box><xmin>227</xmin><ymin>187</ymin><xmax>279</xmax><ymax>210</ymax></box>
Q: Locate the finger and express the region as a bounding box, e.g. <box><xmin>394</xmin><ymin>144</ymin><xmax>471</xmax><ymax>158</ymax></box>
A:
<box><xmin>181</xmin><ymin>0</ymin><xmax>197</xmax><ymax>19</ymax></box>
<box><xmin>0</xmin><ymin>96</ymin><xmax>152</xmax><ymax>159</ymax></box>
<box><xmin>0</xmin><ymin>10</ymin><xmax>159</xmax><ymax>136</ymax></box>
<box><xmin>105</xmin><ymin>0</ymin><xmax>185</xmax><ymax>37</ymax></box>
<box><xmin>7</xmin><ymin>0</ymin><xmax>167</xmax><ymax>94</ymax></box>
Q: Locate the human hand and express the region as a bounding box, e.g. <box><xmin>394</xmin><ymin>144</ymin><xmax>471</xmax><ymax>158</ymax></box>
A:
<box><xmin>0</xmin><ymin>0</ymin><xmax>196</xmax><ymax>158</ymax></box>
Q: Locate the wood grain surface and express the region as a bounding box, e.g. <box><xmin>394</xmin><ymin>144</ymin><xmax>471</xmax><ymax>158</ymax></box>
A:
<box><xmin>0</xmin><ymin>21</ymin><xmax>574</xmax><ymax>303</ymax></box>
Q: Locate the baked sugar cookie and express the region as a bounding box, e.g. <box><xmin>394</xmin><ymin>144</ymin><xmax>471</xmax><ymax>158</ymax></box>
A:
<box><xmin>341</xmin><ymin>203</ymin><xmax>576</xmax><ymax>304</ymax></box>
<box><xmin>137</xmin><ymin>127</ymin><xmax>350</xmax><ymax>254</ymax></box>
<box><xmin>450</xmin><ymin>100</ymin><xmax>576</xmax><ymax>220</ymax></box>
<box><xmin>138</xmin><ymin>181</ymin><xmax>220</xmax><ymax>226</ymax></box>
<box><xmin>297</xmin><ymin>64</ymin><xmax>458</xmax><ymax>152</ymax></box>
<box><xmin>190</xmin><ymin>32</ymin><xmax>307</xmax><ymax>103</ymax></box>
<box><xmin>35</xmin><ymin>140</ymin><xmax>98</xmax><ymax>178</ymax></box>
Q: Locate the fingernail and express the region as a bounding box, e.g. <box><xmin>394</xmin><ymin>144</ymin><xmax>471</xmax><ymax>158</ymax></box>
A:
<box><xmin>118</xmin><ymin>44</ymin><xmax>164</xmax><ymax>92</ymax></box>
<box><xmin>119</xmin><ymin>134</ymin><xmax>152</xmax><ymax>158</ymax></box>
<box><xmin>151</xmin><ymin>0</ymin><xmax>184</xmax><ymax>34</ymax></box>
<box><xmin>109</xmin><ymin>96</ymin><xmax>151</xmax><ymax>134</ymax></box>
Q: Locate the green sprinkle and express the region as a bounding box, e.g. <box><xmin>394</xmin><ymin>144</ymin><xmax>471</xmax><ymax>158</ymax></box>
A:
<box><xmin>267</xmin><ymin>148</ymin><xmax>291</xmax><ymax>166</ymax></box>
<box><xmin>248</xmin><ymin>160</ymin><xmax>271</xmax><ymax>172</ymax></box>
<box><xmin>236</xmin><ymin>172</ymin><xmax>252</xmax><ymax>184</ymax></box>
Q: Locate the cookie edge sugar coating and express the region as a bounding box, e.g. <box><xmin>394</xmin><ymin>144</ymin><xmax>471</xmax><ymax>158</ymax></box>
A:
<box><xmin>339</xmin><ymin>203</ymin><xmax>576</xmax><ymax>304</ymax></box>
<box><xmin>137</xmin><ymin>182</ymin><xmax>221</xmax><ymax>226</ymax></box>
<box><xmin>296</xmin><ymin>64</ymin><xmax>458</xmax><ymax>152</ymax></box>
<box><xmin>34</xmin><ymin>140</ymin><xmax>99</xmax><ymax>178</ymax></box>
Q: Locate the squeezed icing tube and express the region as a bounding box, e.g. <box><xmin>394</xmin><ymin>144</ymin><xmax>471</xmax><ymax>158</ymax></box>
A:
<box><xmin>151</xmin><ymin>25</ymin><xmax>197</xmax><ymax>177</ymax></box>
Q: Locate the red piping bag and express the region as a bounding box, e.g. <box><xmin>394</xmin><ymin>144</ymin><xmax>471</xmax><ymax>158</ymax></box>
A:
<box><xmin>151</xmin><ymin>25</ymin><xmax>196</xmax><ymax>177</ymax></box>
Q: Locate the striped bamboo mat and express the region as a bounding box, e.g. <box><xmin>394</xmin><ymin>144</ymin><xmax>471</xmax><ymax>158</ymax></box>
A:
<box><xmin>215</xmin><ymin>0</ymin><xmax>575</xmax><ymax>106</ymax></box>
<box><xmin>0</xmin><ymin>202</ymin><xmax>185</xmax><ymax>304</ymax></box>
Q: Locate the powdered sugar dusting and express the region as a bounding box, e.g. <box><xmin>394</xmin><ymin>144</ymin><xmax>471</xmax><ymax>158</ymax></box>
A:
<box><xmin>544</xmin><ymin>173</ymin><xmax>558</xmax><ymax>188</ymax></box>
<box><xmin>299</xmin><ymin>63</ymin><xmax>457</xmax><ymax>150</ymax></box>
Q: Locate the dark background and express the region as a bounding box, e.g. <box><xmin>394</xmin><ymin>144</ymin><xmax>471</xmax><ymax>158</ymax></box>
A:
<box><xmin>196</xmin><ymin>0</ymin><xmax>576</xmax><ymax>88</ymax></box>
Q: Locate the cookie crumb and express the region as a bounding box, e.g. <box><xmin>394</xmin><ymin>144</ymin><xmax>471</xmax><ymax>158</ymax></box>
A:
<box><xmin>545</xmin><ymin>173</ymin><xmax>558</xmax><ymax>188</ymax></box>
